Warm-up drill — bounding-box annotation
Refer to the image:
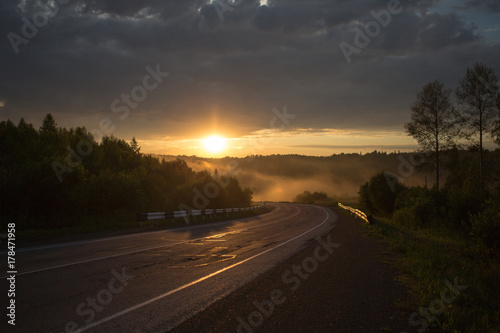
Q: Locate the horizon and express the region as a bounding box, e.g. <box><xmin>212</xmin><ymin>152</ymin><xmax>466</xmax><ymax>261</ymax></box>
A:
<box><xmin>6</xmin><ymin>112</ymin><xmax>500</xmax><ymax>158</ymax></box>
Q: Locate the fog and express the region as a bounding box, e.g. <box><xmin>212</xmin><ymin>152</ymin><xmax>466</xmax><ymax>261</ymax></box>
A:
<box><xmin>155</xmin><ymin>153</ymin><xmax>435</xmax><ymax>202</ymax></box>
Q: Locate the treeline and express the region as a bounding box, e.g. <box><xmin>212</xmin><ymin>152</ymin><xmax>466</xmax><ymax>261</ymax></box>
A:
<box><xmin>359</xmin><ymin>150</ymin><xmax>500</xmax><ymax>250</ymax></box>
<box><xmin>360</xmin><ymin>150</ymin><xmax>500</xmax><ymax>251</ymax></box>
<box><xmin>157</xmin><ymin>150</ymin><xmax>436</xmax><ymax>201</ymax></box>
<box><xmin>0</xmin><ymin>115</ymin><xmax>252</xmax><ymax>231</ymax></box>
<box><xmin>360</xmin><ymin>63</ymin><xmax>500</xmax><ymax>252</ymax></box>
<box><xmin>294</xmin><ymin>190</ymin><xmax>333</xmax><ymax>204</ymax></box>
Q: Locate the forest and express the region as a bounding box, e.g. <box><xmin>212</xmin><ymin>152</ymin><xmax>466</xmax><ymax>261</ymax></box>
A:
<box><xmin>351</xmin><ymin>64</ymin><xmax>500</xmax><ymax>332</ymax></box>
<box><xmin>0</xmin><ymin>115</ymin><xmax>252</xmax><ymax>232</ymax></box>
<box><xmin>155</xmin><ymin>151</ymin><xmax>436</xmax><ymax>202</ymax></box>
<box><xmin>359</xmin><ymin>63</ymin><xmax>500</xmax><ymax>252</ymax></box>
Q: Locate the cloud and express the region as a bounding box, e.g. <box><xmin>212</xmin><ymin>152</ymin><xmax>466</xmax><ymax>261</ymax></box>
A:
<box><xmin>0</xmin><ymin>0</ymin><xmax>499</xmax><ymax>142</ymax></box>
<box><xmin>460</xmin><ymin>0</ymin><xmax>500</xmax><ymax>12</ymax></box>
<box><xmin>290</xmin><ymin>144</ymin><xmax>418</xmax><ymax>150</ymax></box>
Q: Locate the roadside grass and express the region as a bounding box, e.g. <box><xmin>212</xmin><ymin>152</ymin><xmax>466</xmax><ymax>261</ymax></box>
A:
<box><xmin>342</xmin><ymin>208</ymin><xmax>500</xmax><ymax>332</ymax></box>
<box><xmin>15</xmin><ymin>206</ymin><xmax>272</xmax><ymax>244</ymax></box>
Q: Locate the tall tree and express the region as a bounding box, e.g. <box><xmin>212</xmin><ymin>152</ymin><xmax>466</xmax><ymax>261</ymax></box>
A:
<box><xmin>40</xmin><ymin>113</ymin><xmax>57</xmax><ymax>134</ymax></box>
<box><xmin>405</xmin><ymin>80</ymin><xmax>457</xmax><ymax>190</ymax></box>
<box><xmin>493</xmin><ymin>93</ymin><xmax>500</xmax><ymax>145</ymax></box>
<box><xmin>455</xmin><ymin>63</ymin><xmax>499</xmax><ymax>184</ymax></box>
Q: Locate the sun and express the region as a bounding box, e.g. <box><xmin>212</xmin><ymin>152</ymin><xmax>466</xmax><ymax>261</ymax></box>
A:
<box><xmin>203</xmin><ymin>135</ymin><xmax>227</xmax><ymax>154</ymax></box>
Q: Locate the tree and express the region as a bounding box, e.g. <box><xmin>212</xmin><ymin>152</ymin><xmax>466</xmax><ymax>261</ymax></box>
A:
<box><xmin>405</xmin><ymin>80</ymin><xmax>457</xmax><ymax>190</ymax></box>
<box><xmin>1</xmin><ymin>115</ymin><xmax>255</xmax><ymax>231</ymax></box>
<box><xmin>131</xmin><ymin>137</ymin><xmax>141</xmax><ymax>153</ymax></box>
<box><xmin>40</xmin><ymin>113</ymin><xmax>58</xmax><ymax>134</ymax></box>
<box><xmin>493</xmin><ymin>93</ymin><xmax>500</xmax><ymax>145</ymax></box>
<box><xmin>359</xmin><ymin>172</ymin><xmax>405</xmax><ymax>217</ymax></box>
<box><xmin>455</xmin><ymin>63</ymin><xmax>499</xmax><ymax>184</ymax></box>
<box><xmin>294</xmin><ymin>191</ymin><xmax>331</xmax><ymax>203</ymax></box>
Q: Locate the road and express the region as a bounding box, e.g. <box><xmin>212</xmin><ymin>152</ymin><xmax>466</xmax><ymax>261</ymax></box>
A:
<box><xmin>0</xmin><ymin>203</ymin><xmax>338</xmax><ymax>332</ymax></box>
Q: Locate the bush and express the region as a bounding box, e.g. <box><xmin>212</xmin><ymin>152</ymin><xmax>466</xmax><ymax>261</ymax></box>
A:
<box><xmin>294</xmin><ymin>190</ymin><xmax>332</xmax><ymax>203</ymax></box>
<box><xmin>442</xmin><ymin>153</ymin><xmax>485</xmax><ymax>230</ymax></box>
<box><xmin>392</xmin><ymin>206</ymin><xmax>414</xmax><ymax>227</ymax></box>
<box><xmin>392</xmin><ymin>186</ymin><xmax>439</xmax><ymax>228</ymax></box>
<box><xmin>358</xmin><ymin>171</ymin><xmax>406</xmax><ymax>216</ymax></box>
<box><xmin>470</xmin><ymin>195</ymin><xmax>500</xmax><ymax>251</ymax></box>
<box><xmin>393</xmin><ymin>195</ymin><xmax>435</xmax><ymax>228</ymax></box>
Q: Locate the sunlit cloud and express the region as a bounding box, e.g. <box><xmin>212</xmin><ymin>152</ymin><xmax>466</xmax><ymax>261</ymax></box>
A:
<box><xmin>138</xmin><ymin>128</ymin><xmax>418</xmax><ymax>157</ymax></box>
<box><xmin>290</xmin><ymin>144</ymin><xmax>419</xmax><ymax>150</ymax></box>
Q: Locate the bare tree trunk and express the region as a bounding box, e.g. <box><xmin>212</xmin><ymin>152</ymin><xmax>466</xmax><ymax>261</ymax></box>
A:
<box><xmin>435</xmin><ymin>122</ymin><xmax>440</xmax><ymax>191</ymax></box>
<box><xmin>436</xmin><ymin>148</ymin><xmax>439</xmax><ymax>191</ymax></box>
<box><xmin>479</xmin><ymin>111</ymin><xmax>483</xmax><ymax>189</ymax></box>
<box><xmin>435</xmin><ymin>131</ymin><xmax>440</xmax><ymax>215</ymax></box>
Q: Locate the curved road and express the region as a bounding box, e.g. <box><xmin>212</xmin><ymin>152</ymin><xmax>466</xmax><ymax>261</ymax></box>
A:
<box><xmin>1</xmin><ymin>203</ymin><xmax>338</xmax><ymax>332</ymax></box>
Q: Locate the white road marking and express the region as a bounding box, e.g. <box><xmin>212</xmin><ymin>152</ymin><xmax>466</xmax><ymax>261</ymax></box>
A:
<box><xmin>0</xmin><ymin>205</ymin><xmax>299</xmax><ymax>278</ymax></box>
<box><xmin>1</xmin><ymin>205</ymin><xmax>279</xmax><ymax>254</ymax></box>
<box><xmin>75</xmin><ymin>206</ymin><xmax>333</xmax><ymax>333</ymax></box>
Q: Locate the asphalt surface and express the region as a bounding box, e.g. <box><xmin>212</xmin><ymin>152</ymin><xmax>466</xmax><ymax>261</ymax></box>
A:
<box><xmin>172</xmin><ymin>208</ymin><xmax>411</xmax><ymax>333</ymax></box>
<box><xmin>1</xmin><ymin>203</ymin><xmax>351</xmax><ymax>333</ymax></box>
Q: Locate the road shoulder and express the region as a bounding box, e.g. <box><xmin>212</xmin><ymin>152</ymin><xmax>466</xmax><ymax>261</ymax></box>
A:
<box><xmin>171</xmin><ymin>207</ymin><xmax>412</xmax><ymax>333</ymax></box>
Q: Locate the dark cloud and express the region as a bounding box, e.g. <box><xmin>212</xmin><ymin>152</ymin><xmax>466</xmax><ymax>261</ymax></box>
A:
<box><xmin>461</xmin><ymin>0</ymin><xmax>500</xmax><ymax>12</ymax></box>
<box><xmin>0</xmin><ymin>0</ymin><xmax>499</xmax><ymax>140</ymax></box>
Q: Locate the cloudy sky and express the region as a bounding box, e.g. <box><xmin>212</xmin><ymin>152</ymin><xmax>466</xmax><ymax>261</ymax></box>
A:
<box><xmin>1</xmin><ymin>0</ymin><xmax>499</xmax><ymax>157</ymax></box>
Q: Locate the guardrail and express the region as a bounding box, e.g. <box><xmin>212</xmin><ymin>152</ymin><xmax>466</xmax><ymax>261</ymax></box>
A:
<box><xmin>136</xmin><ymin>205</ymin><xmax>265</xmax><ymax>225</ymax></box>
<box><xmin>337</xmin><ymin>202</ymin><xmax>373</xmax><ymax>224</ymax></box>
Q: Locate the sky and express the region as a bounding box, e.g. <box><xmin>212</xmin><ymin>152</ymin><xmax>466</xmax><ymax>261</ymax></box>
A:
<box><xmin>1</xmin><ymin>0</ymin><xmax>499</xmax><ymax>157</ymax></box>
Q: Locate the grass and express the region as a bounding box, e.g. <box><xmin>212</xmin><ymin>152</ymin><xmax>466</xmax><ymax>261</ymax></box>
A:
<box><xmin>341</xmin><ymin>208</ymin><xmax>500</xmax><ymax>332</ymax></box>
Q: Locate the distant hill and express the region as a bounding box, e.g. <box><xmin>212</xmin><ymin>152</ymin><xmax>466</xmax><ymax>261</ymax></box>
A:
<box><xmin>152</xmin><ymin>152</ymin><xmax>438</xmax><ymax>202</ymax></box>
